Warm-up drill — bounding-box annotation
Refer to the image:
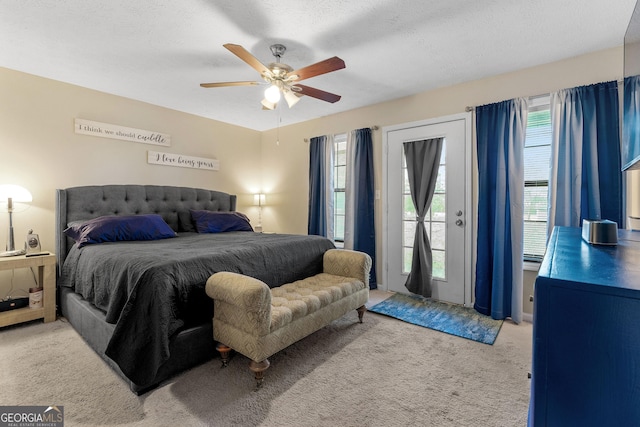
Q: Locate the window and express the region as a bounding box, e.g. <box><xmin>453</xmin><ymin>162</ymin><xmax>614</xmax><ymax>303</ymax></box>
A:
<box><xmin>523</xmin><ymin>96</ymin><xmax>552</xmax><ymax>261</ymax></box>
<box><xmin>333</xmin><ymin>134</ymin><xmax>347</xmax><ymax>242</ymax></box>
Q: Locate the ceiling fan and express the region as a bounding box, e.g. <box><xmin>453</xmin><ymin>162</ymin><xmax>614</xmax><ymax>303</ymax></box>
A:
<box><xmin>200</xmin><ymin>43</ymin><xmax>345</xmax><ymax>110</ymax></box>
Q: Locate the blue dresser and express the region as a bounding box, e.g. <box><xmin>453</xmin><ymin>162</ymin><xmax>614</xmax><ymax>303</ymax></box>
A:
<box><xmin>529</xmin><ymin>226</ymin><xmax>640</xmax><ymax>426</ymax></box>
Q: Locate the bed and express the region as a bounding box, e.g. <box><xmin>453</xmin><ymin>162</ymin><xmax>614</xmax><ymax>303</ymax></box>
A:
<box><xmin>55</xmin><ymin>185</ymin><xmax>334</xmax><ymax>394</ymax></box>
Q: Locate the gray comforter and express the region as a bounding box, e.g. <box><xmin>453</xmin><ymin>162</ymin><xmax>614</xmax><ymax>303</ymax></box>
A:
<box><xmin>58</xmin><ymin>231</ymin><xmax>334</xmax><ymax>385</ymax></box>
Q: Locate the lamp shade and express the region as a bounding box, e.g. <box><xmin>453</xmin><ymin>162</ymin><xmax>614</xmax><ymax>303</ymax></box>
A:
<box><xmin>261</xmin><ymin>98</ymin><xmax>277</xmax><ymax>110</ymax></box>
<box><xmin>1</xmin><ymin>184</ymin><xmax>32</xmax><ymax>254</ymax></box>
<box><xmin>284</xmin><ymin>89</ymin><xmax>301</xmax><ymax>108</ymax></box>
<box><xmin>0</xmin><ymin>184</ymin><xmax>32</xmax><ymax>203</ymax></box>
<box><xmin>253</xmin><ymin>193</ymin><xmax>266</xmax><ymax>207</ymax></box>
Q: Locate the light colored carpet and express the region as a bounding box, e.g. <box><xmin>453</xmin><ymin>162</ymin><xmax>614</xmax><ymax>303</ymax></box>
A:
<box><xmin>0</xmin><ymin>308</ymin><xmax>532</xmax><ymax>427</ymax></box>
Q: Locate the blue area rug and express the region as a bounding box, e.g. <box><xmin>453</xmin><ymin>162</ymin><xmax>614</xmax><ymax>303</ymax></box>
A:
<box><xmin>369</xmin><ymin>293</ymin><xmax>503</xmax><ymax>345</ymax></box>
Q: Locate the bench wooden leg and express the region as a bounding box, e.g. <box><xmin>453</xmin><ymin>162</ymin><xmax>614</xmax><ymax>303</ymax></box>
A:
<box><xmin>249</xmin><ymin>359</ymin><xmax>270</xmax><ymax>390</ymax></box>
<box><xmin>357</xmin><ymin>305</ymin><xmax>366</xmax><ymax>323</ymax></box>
<box><xmin>216</xmin><ymin>343</ymin><xmax>232</xmax><ymax>367</ymax></box>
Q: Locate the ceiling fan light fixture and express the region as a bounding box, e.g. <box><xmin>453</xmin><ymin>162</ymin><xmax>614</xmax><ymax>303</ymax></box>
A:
<box><xmin>284</xmin><ymin>89</ymin><xmax>301</xmax><ymax>108</ymax></box>
<box><xmin>261</xmin><ymin>98</ymin><xmax>277</xmax><ymax>110</ymax></box>
<box><xmin>264</xmin><ymin>84</ymin><xmax>281</xmax><ymax>103</ymax></box>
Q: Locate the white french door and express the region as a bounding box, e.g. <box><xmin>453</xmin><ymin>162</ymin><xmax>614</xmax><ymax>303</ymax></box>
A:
<box><xmin>383</xmin><ymin>114</ymin><xmax>472</xmax><ymax>305</ymax></box>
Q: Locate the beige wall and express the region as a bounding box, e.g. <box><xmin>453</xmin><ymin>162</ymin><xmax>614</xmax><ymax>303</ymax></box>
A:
<box><xmin>260</xmin><ymin>46</ymin><xmax>633</xmax><ymax>317</ymax></box>
<box><xmin>0</xmin><ymin>67</ymin><xmax>261</xmax><ymax>296</ymax></box>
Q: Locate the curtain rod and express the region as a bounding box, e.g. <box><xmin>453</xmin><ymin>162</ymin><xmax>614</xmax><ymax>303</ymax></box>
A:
<box><xmin>466</xmin><ymin>93</ymin><xmax>549</xmax><ymax>112</ymax></box>
<box><xmin>303</xmin><ymin>126</ymin><xmax>379</xmax><ymax>143</ymax></box>
<box><xmin>466</xmin><ymin>79</ymin><xmax>626</xmax><ymax>112</ymax></box>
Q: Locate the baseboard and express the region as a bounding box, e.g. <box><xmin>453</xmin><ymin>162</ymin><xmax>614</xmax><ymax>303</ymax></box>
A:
<box><xmin>522</xmin><ymin>312</ymin><xmax>533</xmax><ymax>323</ymax></box>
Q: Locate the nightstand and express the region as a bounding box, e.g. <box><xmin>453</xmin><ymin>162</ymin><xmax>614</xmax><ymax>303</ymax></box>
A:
<box><xmin>0</xmin><ymin>253</ymin><xmax>56</xmax><ymax>328</ymax></box>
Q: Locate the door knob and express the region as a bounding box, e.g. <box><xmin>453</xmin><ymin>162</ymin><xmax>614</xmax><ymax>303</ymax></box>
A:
<box><xmin>456</xmin><ymin>210</ymin><xmax>463</xmax><ymax>216</ymax></box>
<box><xmin>455</xmin><ymin>219</ymin><xmax>464</xmax><ymax>226</ymax></box>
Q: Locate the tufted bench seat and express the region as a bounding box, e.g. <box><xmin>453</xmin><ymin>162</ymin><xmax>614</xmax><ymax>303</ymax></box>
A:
<box><xmin>205</xmin><ymin>248</ymin><xmax>371</xmax><ymax>388</ymax></box>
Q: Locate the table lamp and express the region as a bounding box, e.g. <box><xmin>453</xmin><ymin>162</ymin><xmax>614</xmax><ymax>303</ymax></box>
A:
<box><xmin>253</xmin><ymin>193</ymin><xmax>266</xmax><ymax>232</ymax></box>
<box><xmin>0</xmin><ymin>184</ymin><xmax>32</xmax><ymax>256</ymax></box>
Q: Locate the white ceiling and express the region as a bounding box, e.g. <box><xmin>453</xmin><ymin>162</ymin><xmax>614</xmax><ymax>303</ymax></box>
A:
<box><xmin>1</xmin><ymin>0</ymin><xmax>637</xmax><ymax>131</ymax></box>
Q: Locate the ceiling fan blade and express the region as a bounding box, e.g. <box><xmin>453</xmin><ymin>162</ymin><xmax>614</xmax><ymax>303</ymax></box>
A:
<box><xmin>223</xmin><ymin>43</ymin><xmax>271</xmax><ymax>76</ymax></box>
<box><xmin>289</xmin><ymin>57</ymin><xmax>345</xmax><ymax>81</ymax></box>
<box><xmin>294</xmin><ymin>84</ymin><xmax>341</xmax><ymax>103</ymax></box>
<box><xmin>200</xmin><ymin>81</ymin><xmax>260</xmax><ymax>88</ymax></box>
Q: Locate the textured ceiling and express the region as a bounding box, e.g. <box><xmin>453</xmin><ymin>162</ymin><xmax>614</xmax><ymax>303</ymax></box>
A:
<box><xmin>1</xmin><ymin>0</ymin><xmax>637</xmax><ymax>131</ymax></box>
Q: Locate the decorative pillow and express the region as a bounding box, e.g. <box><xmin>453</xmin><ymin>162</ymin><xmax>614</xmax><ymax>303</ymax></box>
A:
<box><xmin>64</xmin><ymin>214</ymin><xmax>177</xmax><ymax>248</ymax></box>
<box><xmin>177</xmin><ymin>211</ymin><xmax>197</xmax><ymax>233</ymax></box>
<box><xmin>190</xmin><ymin>210</ymin><xmax>253</xmax><ymax>233</ymax></box>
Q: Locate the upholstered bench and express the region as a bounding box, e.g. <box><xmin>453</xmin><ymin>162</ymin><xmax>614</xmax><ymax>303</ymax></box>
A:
<box><xmin>205</xmin><ymin>248</ymin><xmax>371</xmax><ymax>388</ymax></box>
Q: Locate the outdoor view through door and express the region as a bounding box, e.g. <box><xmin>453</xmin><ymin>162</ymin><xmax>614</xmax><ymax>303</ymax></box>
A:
<box><xmin>386</xmin><ymin>116</ymin><xmax>469</xmax><ymax>305</ymax></box>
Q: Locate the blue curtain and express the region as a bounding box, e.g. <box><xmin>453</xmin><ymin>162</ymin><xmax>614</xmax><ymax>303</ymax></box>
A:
<box><xmin>548</xmin><ymin>81</ymin><xmax>623</xmax><ymax>231</ymax></box>
<box><xmin>475</xmin><ymin>98</ymin><xmax>527</xmax><ymax>322</ymax></box>
<box><xmin>309</xmin><ymin>129</ymin><xmax>376</xmax><ymax>288</ymax></box>
<box><xmin>308</xmin><ymin>136</ymin><xmax>329</xmax><ymax>236</ymax></box>
<box><xmin>349</xmin><ymin>128</ymin><xmax>377</xmax><ymax>288</ymax></box>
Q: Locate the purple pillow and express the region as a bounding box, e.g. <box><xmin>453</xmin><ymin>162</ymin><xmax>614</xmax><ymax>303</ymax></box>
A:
<box><xmin>190</xmin><ymin>210</ymin><xmax>253</xmax><ymax>233</ymax></box>
<box><xmin>64</xmin><ymin>214</ymin><xmax>177</xmax><ymax>248</ymax></box>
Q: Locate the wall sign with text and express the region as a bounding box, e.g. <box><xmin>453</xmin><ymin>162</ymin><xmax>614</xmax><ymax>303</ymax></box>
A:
<box><xmin>147</xmin><ymin>151</ymin><xmax>220</xmax><ymax>171</ymax></box>
<box><xmin>74</xmin><ymin>118</ymin><xmax>171</xmax><ymax>147</ymax></box>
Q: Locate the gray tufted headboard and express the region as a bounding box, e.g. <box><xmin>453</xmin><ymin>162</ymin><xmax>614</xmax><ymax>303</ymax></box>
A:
<box><xmin>55</xmin><ymin>185</ymin><xmax>237</xmax><ymax>272</ymax></box>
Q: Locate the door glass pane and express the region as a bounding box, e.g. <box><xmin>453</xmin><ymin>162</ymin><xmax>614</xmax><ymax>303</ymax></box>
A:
<box><xmin>403</xmin><ymin>220</ymin><xmax>416</xmax><ymax>246</ymax></box>
<box><xmin>432</xmin><ymin>250</ymin><xmax>446</xmax><ymax>279</ymax></box>
<box><xmin>430</xmin><ymin>194</ymin><xmax>446</xmax><ymax>222</ymax></box>
<box><xmin>403</xmin><ymin>246</ymin><xmax>413</xmax><ymax>274</ymax></box>
<box><xmin>431</xmin><ymin>222</ymin><xmax>446</xmax><ymax>250</ymax></box>
<box><xmin>435</xmin><ymin>165</ymin><xmax>446</xmax><ymax>192</ymax></box>
<box><xmin>403</xmin><ymin>168</ymin><xmax>411</xmax><ymax>193</ymax></box>
<box><xmin>403</xmin><ymin>195</ymin><xmax>415</xmax><ymax>220</ymax></box>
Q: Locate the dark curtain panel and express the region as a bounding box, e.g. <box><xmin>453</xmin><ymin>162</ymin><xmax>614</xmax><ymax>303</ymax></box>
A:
<box><xmin>351</xmin><ymin>128</ymin><xmax>377</xmax><ymax>288</ymax></box>
<box><xmin>308</xmin><ymin>136</ymin><xmax>328</xmax><ymax>236</ymax></box>
<box><xmin>402</xmin><ymin>138</ymin><xmax>443</xmax><ymax>297</ymax></box>
<box><xmin>475</xmin><ymin>98</ymin><xmax>527</xmax><ymax>322</ymax></box>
